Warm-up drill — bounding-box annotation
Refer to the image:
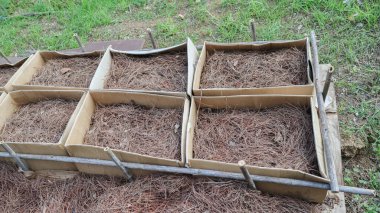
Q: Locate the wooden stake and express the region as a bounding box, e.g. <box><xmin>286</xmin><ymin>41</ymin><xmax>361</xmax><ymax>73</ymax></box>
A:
<box><xmin>322</xmin><ymin>66</ymin><xmax>334</xmax><ymax>100</ymax></box>
<box><xmin>73</xmin><ymin>33</ymin><xmax>85</xmax><ymax>52</ymax></box>
<box><xmin>250</xmin><ymin>19</ymin><xmax>257</xmax><ymax>41</ymax></box>
<box><xmin>310</xmin><ymin>31</ymin><xmax>339</xmax><ymax>193</ymax></box>
<box><xmin>238</xmin><ymin>160</ymin><xmax>256</xmax><ymax>189</ymax></box>
<box><xmin>146</xmin><ymin>28</ymin><xmax>158</xmax><ymax>49</ymax></box>
<box><xmin>1</xmin><ymin>143</ymin><xmax>29</xmax><ymax>171</ymax></box>
<box><xmin>104</xmin><ymin>147</ymin><xmax>133</xmax><ymax>181</ymax></box>
<box><xmin>0</xmin><ymin>51</ymin><xmax>12</xmax><ymax>64</ymax></box>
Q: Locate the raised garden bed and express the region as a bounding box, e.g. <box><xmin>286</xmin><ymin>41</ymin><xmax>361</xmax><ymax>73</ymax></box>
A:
<box><xmin>91</xmin><ymin>40</ymin><xmax>198</xmax><ymax>96</ymax></box>
<box><xmin>65</xmin><ymin>91</ymin><xmax>189</xmax><ymax>176</ymax></box>
<box><xmin>192</xmin><ymin>39</ymin><xmax>312</xmax><ymax>96</ymax></box>
<box><xmin>11</xmin><ymin>51</ymin><xmax>102</xmax><ymax>90</ymax></box>
<box><xmin>0</xmin><ymin>90</ymin><xmax>85</xmax><ymax>170</ymax></box>
<box><xmin>186</xmin><ymin>95</ymin><xmax>329</xmax><ymax>202</ymax></box>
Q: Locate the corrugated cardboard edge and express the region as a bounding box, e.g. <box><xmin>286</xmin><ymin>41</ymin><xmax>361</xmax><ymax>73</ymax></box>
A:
<box><xmin>0</xmin><ymin>57</ymin><xmax>28</xmax><ymax>67</ymax></box>
<box><xmin>11</xmin><ymin>51</ymin><xmax>103</xmax><ymax>91</ymax></box>
<box><xmin>0</xmin><ymin>90</ymin><xmax>86</xmax><ymax>170</ymax></box>
<box><xmin>65</xmin><ymin>90</ymin><xmax>189</xmax><ymax>176</ymax></box>
<box><xmin>89</xmin><ymin>39</ymin><xmax>197</xmax><ymax>97</ymax></box>
<box><xmin>0</xmin><ymin>92</ymin><xmax>6</xmax><ymax>104</ymax></box>
<box><xmin>1</xmin><ymin>55</ymin><xmax>34</xmax><ymax>92</ymax></box>
<box><xmin>185</xmin><ymin>95</ymin><xmax>328</xmax><ymax>203</ymax></box>
<box><xmin>193</xmin><ymin>39</ymin><xmax>313</xmax><ymax>96</ymax></box>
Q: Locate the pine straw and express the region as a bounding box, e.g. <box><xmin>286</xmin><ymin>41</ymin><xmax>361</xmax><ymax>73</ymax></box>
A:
<box><xmin>0</xmin><ymin>67</ymin><xmax>18</xmax><ymax>86</ymax></box>
<box><xmin>0</xmin><ymin>99</ymin><xmax>77</xmax><ymax>143</ymax></box>
<box><xmin>200</xmin><ymin>48</ymin><xmax>307</xmax><ymax>88</ymax></box>
<box><xmin>105</xmin><ymin>52</ymin><xmax>187</xmax><ymax>91</ymax></box>
<box><xmin>0</xmin><ymin>162</ymin><xmax>327</xmax><ymax>213</ymax></box>
<box><xmin>84</xmin><ymin>104</ymin><xmax>182</xmax><ymax>160</ymax></box>
<box><xmin>28</xmin><ymin>56</ymin><xmax>100</xmax><ymax>88</ymax></box>
<box><xmin>194</xmin><ymin>105</ymin><xmax>319</xmax><ymax>174</ymax></box>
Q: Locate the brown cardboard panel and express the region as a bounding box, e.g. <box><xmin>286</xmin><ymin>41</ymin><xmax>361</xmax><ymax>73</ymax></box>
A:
<box><xmin>193</xmin><ymin>39</ymin><xmax>313</xmax><ymax>96</ymax></box>
<box><xmin>193</xmin><ymin>85</ymin><xmax>314</xmax><ymax>96</ymax></box>
<box><xmin>186</xmin><ymin>95</ymin><xmax>328</xmax><ymax>203</ymax></box>
<box><xmin>12</xmin><ymin>51</ymin><xmax>102</xmax><ymax>91</ymax></box>
<box><xmin>90</xmin><ymin>39</ymin><xmax>198</xmax><ymax>97</ymax></box>
<box><xmin>58</xmin><ymin>39</ymin><xmax>145</xmax><ymax>53</ymax></box>
<box><xmin>0</xmin><ymin>90</ymin><xmax>86</xmax><ymax>170</ymax></box>
<box><xmin>65</xmin><ymin>91</ymin><xmax>189</xmax><ymax>176</ymax></box>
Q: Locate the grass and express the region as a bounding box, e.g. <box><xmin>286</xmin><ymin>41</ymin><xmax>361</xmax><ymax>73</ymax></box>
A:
<box><xmin>1</xmin><ymin>0</ymin><xmax>379</xmax><ymax>211</ymax></box>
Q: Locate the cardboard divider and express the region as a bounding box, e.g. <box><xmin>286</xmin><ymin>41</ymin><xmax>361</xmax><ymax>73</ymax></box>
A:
<box><xmin>0</xmin><ymin>55</ymin><xmax>33</xmax><ymax>92</ymax></box>
<box><xmin>65</xmin><ymin>90</ymin><xmax>190</xmax><ymax>176</ymax></box>
<box><xmin>0</xmin><ymin>90</ymin><xmax>86</xmax><ymax>170</ymax></box>
<box><xmin>89</xmin><ymin>38</ymin><xmax>198</xmax><ymax>97</ymax></box>
<box><xmin>11</xmin><ymin>51</ymin><xmax>103</xmax><ymax>91</ymax></box>
<box><xmin>186</xmin><ymin>95</ymin><xmax>328</xmax><ymax>203</ymax></box>
<box><xmin>193</xmin><ymin>39</ymin><xmax>314</xmax><ymax>96</ymax></box>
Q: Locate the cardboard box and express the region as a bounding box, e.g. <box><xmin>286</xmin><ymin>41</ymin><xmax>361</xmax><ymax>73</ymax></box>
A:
<box><xmin>90</xmin><ymin>38</ymin><xmax>198</xmax><ymax>97</ymax></box>
<box><xmin>11</xmin><ymin>51</ymin><xmax>102</xmax><ymax>91</ymax></box>
<box><xmin>0</xmin><ymin>90</ymin><xmax>86</xmax><ymax>170</ymax></box>
<box><xmin>0</xmin><ymin>55</ymin><xmax>32</xmax><ymax>92</ymax></box>
<box><xmin>65</xmin><ymin>91</ymin><xmax>190</xmax><ymax>176</ymax></box>
<box><xmin>186</xmin><ymin>95</ymin><xmax>329</xmax><ymax>203</ymax></box>
<box><xmin>193</xmin><ymin>39</ymin><xmax>314</xmax><ymax>96</ymax></box>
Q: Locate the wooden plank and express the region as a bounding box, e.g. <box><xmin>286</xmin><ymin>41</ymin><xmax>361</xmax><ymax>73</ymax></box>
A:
<box><xmin>319</xmin><ymin>64</ymin><xmax>346</xmax><ymax>213</ymax></box>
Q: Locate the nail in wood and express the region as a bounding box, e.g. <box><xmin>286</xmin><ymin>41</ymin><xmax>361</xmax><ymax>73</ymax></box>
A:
<box><xmin>239</xmin><ymin>160</ymin><xmax>256</xmax><ymax>189</ymax></box>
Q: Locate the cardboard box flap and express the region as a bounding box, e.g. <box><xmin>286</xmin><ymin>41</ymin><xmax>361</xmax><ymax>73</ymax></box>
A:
<box><xmin>112</xmin><ymin>42</ymin><xmax>186</xmax><ymax>55</ymax></box>
<box><xmin>0</xmin><ymin>57</ymin><xmax>28</xmax><ymax>68</ymax></box>
<box><xmin>9</xmin><ymin>90</ymin><xmax>85</xmax><ymax>105</ymax></box>
<box><xmin>204</xmin><ymin>38</ymin><xmax>307</xmax><ymax>52</ymax></box>
<box><xmin>39</xmin><ymin>50</ymin><xmax>103</xmax><ymax>59</ymax></box>
<box><xmin>90</xmin><ymin>90</ymin><xmax>185</xmax><ymax>108</ymax></box>
<box><xmin>187</xmin><ymin>38</ymin><xmax>199</xmax><ymax>96</ymax></box>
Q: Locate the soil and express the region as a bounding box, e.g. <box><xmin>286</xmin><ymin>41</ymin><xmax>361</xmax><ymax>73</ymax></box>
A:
<box><xmin>105</xmin><ymin>52</ymin><xmax>187</xmax><ymax>92</ymax></box>
<box><xmin>0</xmin><ymin>162</ymin><xmax>325</xmax><ymax>213</ymax></box>
<box><xmin>194</xmin><ymin>105</ymin><xmax>319</xmax><ymax>174</ymax></box>
<box><xmin>0</xmin><ymin>66</ymin><xmax>18</xmax><ymax>86</ymax></box>
<box><xmin>28</xmin><ymin>56</ymin><xmax>100</xmax><ymax>88</ymax></box>
<box><xmin>84</xmin><ymin>104</ymin><xmax>183</xmax><ymax>160</ymax></box>
<box><xmin>0</xmin><ymin>99</ymin><xmax>77</xmax><ymax>143</ymax></box>
<box><xmin>200</xmin><ymin>47</ymin><xmax>308</xmax><ymax>88</ymax></box>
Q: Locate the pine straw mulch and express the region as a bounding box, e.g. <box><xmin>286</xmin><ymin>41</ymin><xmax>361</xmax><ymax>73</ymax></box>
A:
<box><xmin>194</xmin><ymin>105</ymin><xmax>319</xmax><ymax>174</ymax></box>
<box><xmin>0</xmin><ymin>99</ymin><xmax>77</xmax><ymax>143</ymax></box>
<box><xmin>105</xmin><ymin>52</ymin><xmax>187</xmax><ymax>91</ymax></box>
<box><xmin>84</xmin><ymin>104</ymin><xmax>183</xmax><ymax>160</ymax></box>
<box><xmin>200</xmin><ymin>47</ymin><xmax>308</xmax><ymax>89</ymax></box>
<box><xmin>0</xmin><ymin>162</ymin><xmax>327</xmax><ymax>213</ymax></box>
<box><xmin>0</xmin><ymin>66</ymin><xmax>18</xmax><ymax>86</ymax></box>
<box><xmin>28</xmin><ymin>56</ymin><xmax>100</xmax><ymax>88</ymax></box>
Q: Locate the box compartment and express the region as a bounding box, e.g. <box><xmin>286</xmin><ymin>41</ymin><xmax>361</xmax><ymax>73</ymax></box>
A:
<box><xmin>90</xmin><ymin>38</ymin><xmax>198</xmax><ymax>97</ymax></box>
<box><xmin>186</xmin><ymin>95</ymin><xmax>329</xmax><ymax>203</ymax></box>
<box><xmin>65</xmin><ymin>91</ymin><xmax>190</xmax><ymax>176</ymax></box>
<box><xmin>0</xmin><ymin>90</ymin><xmax>86</xmax><ymax>170</ymax></box>
<box><xmin>193</xmin><ymin>39</ymin><xmax>314</xmax><ymax>96</ymax></box>
<box><xmin>12</xmin><ymin>51</ymin><xmax>102</xmax><ymax>91</ymax></box>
